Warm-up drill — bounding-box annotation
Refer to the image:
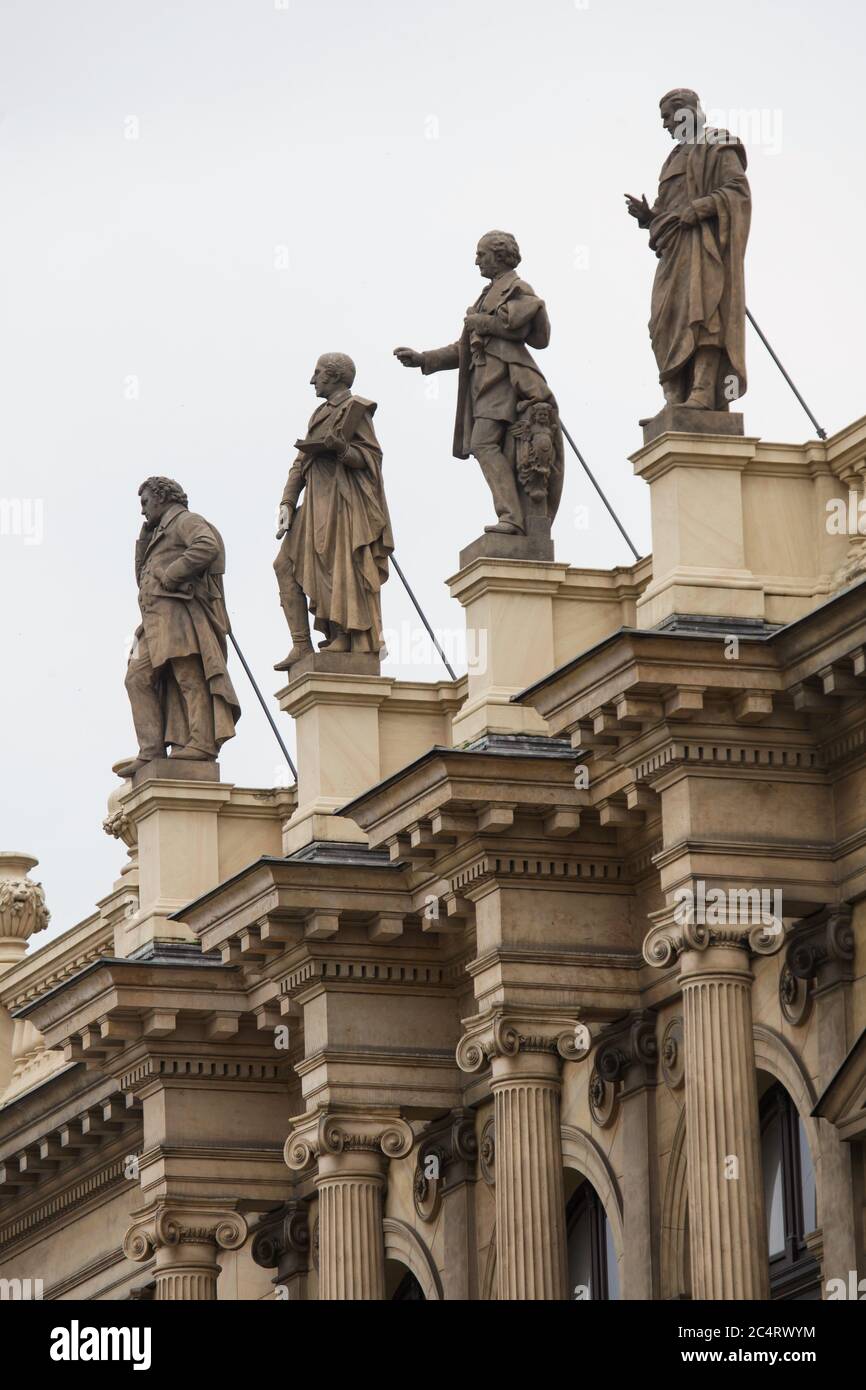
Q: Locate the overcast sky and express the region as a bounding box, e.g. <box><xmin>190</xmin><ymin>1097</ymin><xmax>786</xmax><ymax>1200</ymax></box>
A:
<box><xmin>2</xmin><ymin>0</ymin><xmax>864</xmax><ymax>943</ymax></box>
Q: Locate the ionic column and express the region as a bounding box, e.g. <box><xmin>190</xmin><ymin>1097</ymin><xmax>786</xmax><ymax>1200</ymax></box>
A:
<box><xmin>284</xmin><ymin>1110</ymin><xmax>413</xmax><ymax>1301</ymax></box>
<box><xmin>458</xmin><ymin>1012</ymin><xmax>581</xmax><ymax>1301</ymax></box>
<box><xmin>123</xmin><ymin>1204</ymin><xmax>247</xmax><ymax>1300</ymax></box>
<box><xmin>645</xmin><ymin>911</ymin><xmax>783</xmax><ymax>1299</ymax></box>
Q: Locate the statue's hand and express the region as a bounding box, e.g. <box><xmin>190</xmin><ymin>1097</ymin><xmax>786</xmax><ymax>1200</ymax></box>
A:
<box><xmin>393</xmin><ymin>346</ymin><xmax>424</xmax><ymax>369</ymax></box>
<box><xmin>276</xmin><ymin>503</ymin><xmax>293</xmax><ymax>540</ymax></box>
<box><xmin>322</xmin><ymin>431</ymin><xmax>348</xmax><ymax>459</ymax></box>
<box><xmin>464</xmin><ymin>312</ymin><xmax>497</xmax><ymax>335</ymax></box>
<box><xmin>625</xmin><ymin>192</ymin><xmax>651</xmax><ymax>222</ymax></box>
<box><xmin>679</xmin><ymin>204</ymin><xmax>699</xmax><ymax>227</ymax></box>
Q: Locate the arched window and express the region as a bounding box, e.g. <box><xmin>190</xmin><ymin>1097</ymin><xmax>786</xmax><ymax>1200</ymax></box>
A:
<box><xmin>566</xmin><ymin>1180</ymin><xmax>620</xmax><ymax>1301</ymax></box>
<box><xmin>388</xmin><ymin>1267</ymin><xmax>425</xmax><ymax>1301</ymax></box>
<box><xmin>759</xmin><ymin>1081</ymin><xmax>820</xmax><ymax>1300</ymax></box>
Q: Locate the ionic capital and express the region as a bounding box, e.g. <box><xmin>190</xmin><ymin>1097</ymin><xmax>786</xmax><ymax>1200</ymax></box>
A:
<box><xmin>283</xmin><ymin>1107</ymin><xmax>414</xmax><ymax>1174</ymax></box>
<box><xmin>456</xmin><ymin>1008</ymin><xmax>586</xmax><ymax>1076</ymax></box>
<box><xmin>122</xmin><ymin>1201</ymin><xmax>247</xmax><ymax>1264</ymax></box>
<box><xmin>643</xmin><ymin>896</ymin><xmax>785</xmax><ymax>970</ymax></box>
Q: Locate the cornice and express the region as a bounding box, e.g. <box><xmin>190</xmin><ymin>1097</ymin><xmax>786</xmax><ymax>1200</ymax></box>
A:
<box><xmin>0</xmin><ymin>1152</ymin><xmax>131</xmax><ymax>1255</ymax></box>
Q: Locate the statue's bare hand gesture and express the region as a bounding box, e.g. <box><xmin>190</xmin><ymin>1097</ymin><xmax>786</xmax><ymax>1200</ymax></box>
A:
<box><xmin>393</xmin><ymin>346</ymin><xmax>424</xmax><ymax>369</ymax></box>
<box><xmin>625</xmin><ymin>192</ymin><xmax>651</xmax><ymax>223</ymax></box>
<box><xmin>276</xmin><ymin>504</ymin><xmax>294</xmax><ymax>541</ymax></box>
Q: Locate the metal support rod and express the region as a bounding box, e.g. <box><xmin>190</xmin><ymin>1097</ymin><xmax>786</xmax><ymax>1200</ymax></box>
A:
<box><xmin>228</xmin><ymin>630</ymin><xmax>297</xmax><ymax>782</ymax></box>
<box><xmin>746</xmin><ymin>308</ymin><xmax>827</xmax><ymax>440</ymax></box>
<box><xmin>391</xmin><ymin>554</ymin><xmax>458</xmax><ymax>680</ymax></box>
<box><xmin>560</xmin><ymin>421</ymin><xmax>642</xmax><ymax>562</ymax></box>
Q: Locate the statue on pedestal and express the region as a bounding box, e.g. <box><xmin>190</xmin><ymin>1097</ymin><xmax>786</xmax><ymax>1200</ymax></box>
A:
<box><xmin>626</xmin><ymin>90</ymin><xmax>751</xmax><ymax>423</ymax></box>
<box><xmin>273</xmin><ymin>353</ymin><xmax>393</xmax><ymax>672</ymax></box>
<box><xmin>114</xmin><ymin>478</ymin><xmax>240</xmax><ymax>779</ymax></box>
<box><xmin>394</xmin><ymin>230</ymin><xmax>563</xmax><ymax>546</ymax></box>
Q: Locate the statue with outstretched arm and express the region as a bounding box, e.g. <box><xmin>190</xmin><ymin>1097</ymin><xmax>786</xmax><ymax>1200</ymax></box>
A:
<box><xmin>394</xmin><ymin>230</ymin><xmax>563</xmax><ymax>537</ymax></box>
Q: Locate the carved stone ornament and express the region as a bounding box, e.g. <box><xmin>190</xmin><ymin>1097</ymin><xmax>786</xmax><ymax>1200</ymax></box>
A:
<box><xmin>479</xmin><ymin>1116</ymin><xmax>496</xmax><ymax>1187</ymax></box>
<box><xmin>123</xmin><ymin>1203</ymin><xmax>247</xmax><ymax>1263</ymax></box>
<box><xmin>594</xmin><ymin>1010</ymin><xmax>658</xmax><ymax>1086</ymax></box>
<box><xmin>785</xmin><ymin>904</ymin><xmax>854</xmax><ymax>985</ymax></box>
<box><xmin>283</xmin><ymin>1107</ymin><xmax>414</xmax><ymax>1173</ymax></box>
<box><xmin>251</xmin><ymin>1200</ymin><xmax>310</xmax><ymax>1278</ymax></box>
<box><xmin>779</xmin><ymin>964</ymin><xmax>811</xmax><ymax>1027</ymax></box>
<box><xmin>588</xmin><ymin>1066</ymin><xmax>618</xmax><ymax>1128</ymax></box>
<box><xmin>413</xmin><ymin>1108</ymin><xmax>478</xmax><ymax>1221</ymax></box>
<box><xmin>643</xmin><ymin>895</ymin><xmax>786</xmax><ymax>969</ymax></box>
<box><xmin>661</xmin><ymin>1017</ymin><xmax>685</xmax><ymax>1089</ymax></box>
<box><xmin>0</xmin><ymin>853</ymin><xmax>50</xmax><ymax>943</ymax></box>
<box><xmin>456</xmin><ymin>1009</ymin><xmax>583</xmax><ymax>1074</ymax></box>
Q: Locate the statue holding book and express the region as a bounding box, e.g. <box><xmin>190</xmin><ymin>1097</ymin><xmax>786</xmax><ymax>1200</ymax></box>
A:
<box><xmin>273</xmin><ymin>353</ymin><xmax>394</xmax><ymax>672</ymax></box>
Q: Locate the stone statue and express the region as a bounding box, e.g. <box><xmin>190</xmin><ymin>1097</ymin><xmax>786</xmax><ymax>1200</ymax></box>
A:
<box><xmin>394</xmin><ymin>230</ymin><xmax>563</xmax><ymax>543</ymax></box>
<box><xmin>273</xmin><ymin>353</ymin><xmax>393</xmax><ymax>672</ymax></box>
<box><xmin>114</xmin><ymin>477</ymin><xmax>240</xmax><ymax>778</ymax></box>
<box><xmin>626</xmin><ymin>90</ymin><xmax>751</xmax><ymax>418</ymax></box>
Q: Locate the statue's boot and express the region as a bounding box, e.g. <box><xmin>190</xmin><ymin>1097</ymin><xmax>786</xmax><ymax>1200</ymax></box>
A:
<box><xmin>274</xmin><ymin>585</ymin><xmax>314</xmax><ymax>672</ymax></box>
<box><xmin>112</xmin><ymin>756</ymin><xmax>149</xmax><ymax>779</ymax></box>
<box><xmin>682</xmin><ymin>348</ymin><xmax>721</xmax><ymax>410</ymax></box>
<box><xmin>323</xmin><ymin>633</ymin><xmax>350</xmax><ymax>653</ymax></box>
<box><xmin>170</xmin><ymin>746</ymin><xmax>216</xmax><ymax>761</ymax></box>
<box><xmin>484</xmin><ymin>521</ymin><xmax>523</xmax><ymax>534</ymax></box>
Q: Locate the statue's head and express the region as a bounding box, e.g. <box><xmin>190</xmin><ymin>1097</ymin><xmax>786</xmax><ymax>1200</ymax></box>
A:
<box><xmin>311</xmin><ymin>352</ymin><xmax>356</xmax><ymax>399</ymax></box>
<box><xmin>138</xmin><ymin>476</ymin><xmax>188</xmax><ymax>526</ymax></box>
<box><xmin>659</xmin><ymin>89</ymin><xmax>705</xmax><ymax>144</ymax></box>
<box><xmin>476</xmin><ymin>230</ymin><xmax>521</xmax><ymax>281</ymax></box>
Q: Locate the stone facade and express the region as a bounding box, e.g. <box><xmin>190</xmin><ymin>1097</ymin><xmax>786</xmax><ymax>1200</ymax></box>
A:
<box><xmin>2</xmin><ymin>416</ymin><xmax>866</xmax><ymax>1301</ymax></box>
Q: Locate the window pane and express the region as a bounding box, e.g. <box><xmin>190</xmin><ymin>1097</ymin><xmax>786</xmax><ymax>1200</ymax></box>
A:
<box><xmin>798</xmin><ymin>1119</ymin><xmax>817</xmax><ymax>1234</ymax></box>
<box><xmin>762</xmin><ymin>1112</ymin><xmax>785</xmax><ymax>1256</ymax></box>
<box><xmin>567</xmin><ymin>1207</ymin><xmax>593</xmax><ymax>1299</ymax></box>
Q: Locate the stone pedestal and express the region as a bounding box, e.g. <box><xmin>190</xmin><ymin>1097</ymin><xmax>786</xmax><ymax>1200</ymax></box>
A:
<box><xmin>115</xmin><ymin>778</ymin><xmax>232</xmax><ymax>953</ymax></box>
<box><xmin>109</xmin><ymin>778</ymin><xmax>293</xmax><ymax>956</ymax></box>
<box><xmin>447</xmin><ymin>559</ymin><xmax>563</xmax><ymax>744</ymax></box>
<box><xmin>631</xmin><ymin>423</ymin><xmax>857</xmax><ymax>630</ymax></box>
<box><xmin>278</xmin><ymin>672</ymin><xmax>462</xmax><ymax>852</ymax></box>
<box><xmin>459</xmin><ymin>518</ymin><xmax>553</xmax><ymax>568</ymax></box>
<box><xmin>640</xmin><ymin>405</ymin><xmax>744</xmax><ymax>446</ymax></box>
<box><xmin>284</xmin><ymin>1109</ymin><xmax>413</xmax><ymax>1301</ymax></box>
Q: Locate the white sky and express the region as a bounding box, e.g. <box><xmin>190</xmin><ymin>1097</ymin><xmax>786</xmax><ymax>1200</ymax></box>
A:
<box><xmin>2</xmin><ymin>0</ymin><xmax>864</xmax><ymax>943</ymax></box>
